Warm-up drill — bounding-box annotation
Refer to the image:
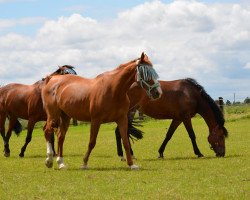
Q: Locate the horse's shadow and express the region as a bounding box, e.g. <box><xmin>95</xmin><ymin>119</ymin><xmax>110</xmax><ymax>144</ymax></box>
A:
<box><xmin>143</xmin><ymin>154</ymin><xmax>243</xmax><ymax>162</ymax></box>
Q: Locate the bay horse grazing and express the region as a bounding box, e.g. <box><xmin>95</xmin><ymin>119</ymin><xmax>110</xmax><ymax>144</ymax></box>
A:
<box><xmin>116</xmin><ymin>78</ymin><xmax>228</xmax><ymax>159</ymax></box>
<box><xmin>0</xmin><ymin>65</ymin><xmax>77</xmax><ymax>157</ymax></box>
<box><xmin>42</xmin><ymin>52</ymin><xmax>162</xmax><ymax>170</ymax></box>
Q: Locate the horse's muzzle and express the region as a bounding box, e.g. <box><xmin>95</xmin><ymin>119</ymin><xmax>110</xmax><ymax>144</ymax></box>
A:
<box><xmin>150</xmin><ymin>88</ymin><xmax>162</xmax><ymax>100</ymax></box>
<box><xmin>216</xmin><ymin>151</ymin><xmax>225</xmax><ymax>157</ymax></box>
<box><xmin>215</xmin><ymin>147</ymin><xmax>225</xmax><ymax>157</ymax></box>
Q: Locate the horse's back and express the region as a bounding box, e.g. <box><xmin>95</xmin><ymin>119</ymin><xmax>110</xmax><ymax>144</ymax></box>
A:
<box><xmin>42</xmin><ymin>75</ymin><xmax>94</xmax><ymax>121</ymax></box>
<box><xmin>0</xmin><ymin>83</ymin><xmax>43</xmax><ymax>119</ymax></box>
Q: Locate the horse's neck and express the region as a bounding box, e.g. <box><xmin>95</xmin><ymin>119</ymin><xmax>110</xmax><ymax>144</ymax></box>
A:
<box><xmin>198</xmin><ymin>100</ymin><xmax>218</xmax><ymax>132</ymax></box>
<box><xmin>111</xmin><ymin>63</ymin><xmax>137</xmax><ymax>98</ymax></box>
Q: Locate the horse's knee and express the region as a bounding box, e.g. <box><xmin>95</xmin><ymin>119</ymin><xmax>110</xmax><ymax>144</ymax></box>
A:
<box><xmin>88</xmin><ymin>141</ymin><xmax>96</xmax><ymax>150</ymax></box>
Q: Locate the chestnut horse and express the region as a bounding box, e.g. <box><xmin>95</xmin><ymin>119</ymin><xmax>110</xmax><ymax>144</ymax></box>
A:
<box><xmin>0</xmin><ymin>65</ymin><xmax>77</xmax><ymax>157</ymax></box>
<box><xmin>42</xmin><ymin>53</ymin><xmax>162</xmax><ymax>170</ymax></box>
<box><xmin>115</xmin><ymin>78</ymin><xmax>228</xmax><ymax>159</ymax></box>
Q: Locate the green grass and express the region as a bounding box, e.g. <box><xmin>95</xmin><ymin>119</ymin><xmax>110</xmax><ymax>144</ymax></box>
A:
<box><xmin>224</xmin><ymin>104</ymin><xmax>250</xmax><ymax>121</ymax></box>
<box><xmin>0</xmin><ymin>118</ymin><xmax>249</xmax><ymax>200</ymax></box>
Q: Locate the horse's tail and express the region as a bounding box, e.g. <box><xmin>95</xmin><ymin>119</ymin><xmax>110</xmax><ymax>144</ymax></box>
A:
<box><xmin>128</xmin><ymin>118</ymin><xmax>144</xmax><ymax>141</ymax></box>
<box><xmin>13</xmin><ymin>119</ymin><xmax>23</xmax><ymax>136</ymax></box>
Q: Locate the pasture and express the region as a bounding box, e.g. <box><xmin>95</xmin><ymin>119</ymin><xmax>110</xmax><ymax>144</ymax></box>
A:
<box><xmin>0</xmin><ymin>106</ymin><xmax>249</xmax><ymax>199</ymax></box>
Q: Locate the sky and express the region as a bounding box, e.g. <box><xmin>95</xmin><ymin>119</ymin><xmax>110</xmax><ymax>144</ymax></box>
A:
<box><xmin>0</xmin><ymin>0</ymin><xmax>250</xmax><ymax>102</ymax></box>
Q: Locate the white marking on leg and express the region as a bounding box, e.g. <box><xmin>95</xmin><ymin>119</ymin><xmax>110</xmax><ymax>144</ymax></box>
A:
<box><xmin>56</xmin><ymin>156</ymin><xmax>67</xmax><ymax>169</ymax></box>
<box><xmin>47</xmin><ymin>141</ymin><xmax>53</xmax><ymax>156</ymax></box>
<box><xmin>120</xmin><ymin>156</ymin><xmax>126</xmax><ymax>161</ymax></box>
<box><xmin>45</xmin><ymin>142</ymin><xmax>53</xmax><ymax>168</ymax></box>
<box><xmin>80</xmin><ymin>164</ymin><xmax>88</xmax><ymax>170</ymax></box>
<box><xmin>129</xmin><ymin>164</ymin><xmax>139</xmax><ymax>170</ymax></box>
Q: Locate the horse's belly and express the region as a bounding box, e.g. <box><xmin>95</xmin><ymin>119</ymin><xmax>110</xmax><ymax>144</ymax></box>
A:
<box><xmin>60</xmin><ymin>103</ymin><xmax>91</xmax><ymax>122</ymax></box>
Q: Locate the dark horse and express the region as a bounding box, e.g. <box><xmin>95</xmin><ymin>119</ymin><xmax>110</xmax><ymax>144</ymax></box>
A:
<box><xmin>116</xmin><ymin>78</ymin><xmax>228</xmax><ymax>159</ymax></box>
<box><xmin>0</xmin><ymin>65</ymin><xmax>77</xmax><ymax>157</ymax></box>
<box><xmin>42</xmin><ymin>53</ymin><xmax>162</xmax><ymax>170</ymax></box>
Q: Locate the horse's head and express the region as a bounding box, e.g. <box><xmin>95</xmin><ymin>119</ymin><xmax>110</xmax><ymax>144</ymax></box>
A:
<box><xmin>51</xmin><ymin>65</ymin><xmax>77</xmax><ymax>76</ymax></box>
<box><xmin>208</xmin><ymin>125</ymin><xmax>228</xmax><ymax>157</ymax></box>
<box><xmin>136</xmin><ymin>52</ymin><xmax>162</xmax><ymax>100</ymax></box>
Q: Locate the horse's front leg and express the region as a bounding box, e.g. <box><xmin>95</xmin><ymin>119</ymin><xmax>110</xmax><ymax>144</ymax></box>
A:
<box><xmin>4</xmin><ymin>116</ymin><xmax>17</xmax><ymax>157</ymax></box>
<box><xmin>158</xmin><ymin>120</ymin><xmax>181</xmax><ymax>158</ymax></box>
<box><xmin>117</xmin><ymin>117</ymin><xmax>139</xmax><ymax>170</ymax></box>
<box><xmin>81</xmin><ymin>120</ymin><xmax>101</xmax><ymax>169</ymax></box>
<box><xmin>183</xmin><ymin>119</ymin><xmax>204</xmax><ymax>157</ymax></box>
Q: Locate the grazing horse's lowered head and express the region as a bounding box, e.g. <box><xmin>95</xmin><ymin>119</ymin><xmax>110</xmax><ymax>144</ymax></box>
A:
<box><xmin>208</xmin><ymin>125</ymin><xmax>228</xmax><ymax>157</ymax></box>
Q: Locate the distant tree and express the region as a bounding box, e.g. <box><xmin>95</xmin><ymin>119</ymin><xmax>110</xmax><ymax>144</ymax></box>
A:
<box><xmin>244</xmin><ymin>97</ymin><xmax>250</xmax><ymax>104</ymax></box>
<box><xmin>226</xmin><ymin>100</ymin><xmax>231</xmax><ymax>105</ymax></box>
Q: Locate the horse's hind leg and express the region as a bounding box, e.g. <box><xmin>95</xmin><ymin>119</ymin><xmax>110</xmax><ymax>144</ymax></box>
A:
<box><xmin>19</xmin><ymin>119</ymin><xmax>36</xmax><ymax>157</ymax></box>
<box><xmin>81</xmin><ymin>120</ymin><xmax>101</xmax><ymax>169</ymax></box>
<box><xmin>4</xmin><ymin>116</ymin><xmax>17</xmax><ymax>157</ymax></box>
<box><xmin>0</xmin><ymin>114</ymin><xmax>7</xmax><ymax>154</ymax></box>
<box><xmin>44</xmin><ymin>117</ymin><xmax>58</xmax><ymax>168</ymax></box>
<box><xmin>183</xmin><ymin>119</ymin><xmax>204</xmax><ymax>157</ymax></box>
<box><xmin>56</xmin><ymin>114</ymin><xmax>70</xmax><ymax>169</ymax></box>
<box><xmin>158</xmin><ymin>120</ymin><xmax>181</xmax><ymax>158</ymax></box>
<box><xmin>43</xmin><ymin>123</ymin><xmax>56</xmax><ymax>156</ymax></box>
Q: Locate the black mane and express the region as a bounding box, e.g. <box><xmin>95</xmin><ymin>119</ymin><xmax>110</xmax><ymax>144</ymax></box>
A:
<box><xmin>184</xmin><ymin>78</ymin><xmax>225</xmax><ymax>127</ymax></box>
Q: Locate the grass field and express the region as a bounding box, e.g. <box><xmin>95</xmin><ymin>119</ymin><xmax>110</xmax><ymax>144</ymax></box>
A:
<box><xmin>0</xmin><ymin>109</ymin><xmax>249</xmax><ymax>199</ymax></box>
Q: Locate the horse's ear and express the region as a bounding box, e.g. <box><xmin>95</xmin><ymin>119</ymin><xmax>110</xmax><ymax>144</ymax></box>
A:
<box><xmin>140</xmin><ymin>52</ymin><xmax>145</xmax><ymax>62</ymax></box>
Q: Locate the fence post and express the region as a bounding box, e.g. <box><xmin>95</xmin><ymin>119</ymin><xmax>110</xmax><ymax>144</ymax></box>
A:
<box><xmin>218</xmin><ymin>97</ymin><xmax>224</xmax><ymax>114</ymax></box>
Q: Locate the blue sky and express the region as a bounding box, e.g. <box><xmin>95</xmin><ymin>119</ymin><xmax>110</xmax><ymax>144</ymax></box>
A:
<box><xmin>0</xmin><ymin>0</ymin><xmax>250</xmax><ymax>102</ymax></box>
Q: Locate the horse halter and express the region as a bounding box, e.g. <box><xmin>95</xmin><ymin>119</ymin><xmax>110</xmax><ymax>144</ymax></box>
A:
<box><xmin>61</xmin><ymin>67</ymin><xmax>77</xmax><ymax>75</ymax></box>
<box><xmin>136</xmin><ymin>63</ymin><xmax>160</xmax><ymax>98</ymax></box>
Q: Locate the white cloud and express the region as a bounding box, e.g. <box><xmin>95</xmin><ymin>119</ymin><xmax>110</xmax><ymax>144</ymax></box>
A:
<box><xmin>0</xmin><ymin>0</ymin><xmax>250</xmax><ymax>101</ymax></box>
<box><xmin>0</xmin><ymin>17</ymin><xmax>47</xmax><ymax>30</ymax></box>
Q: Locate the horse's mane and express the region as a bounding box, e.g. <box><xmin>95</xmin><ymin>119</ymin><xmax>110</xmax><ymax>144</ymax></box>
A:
<box><xmin>184</xmin><ymin>78</ymin><xmax>226</xmax><ymax>127</ymax></box>
<box><xmin>115</xmin><ymin>59</ymin><xmax>139</xmax><ymax>70</ymax></box>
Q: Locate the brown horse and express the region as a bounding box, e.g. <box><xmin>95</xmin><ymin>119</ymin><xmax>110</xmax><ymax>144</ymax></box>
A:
<box><xmin>42</xmin><ymin>52</ymin><xmax>162</xmax><ymax>170</ymax></box>
<box><xmin>0</xmin><ymin>65</ymin><xmax>77</xmax><ymax>157</ymax></box>
<box><xmin>115</xmin><ymin>78</ymin><xmax>228</xmax><ymax>159</ymax></box>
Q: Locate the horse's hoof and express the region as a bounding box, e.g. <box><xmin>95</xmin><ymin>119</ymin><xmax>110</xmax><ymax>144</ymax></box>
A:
<box><xmin>58</xmin><ymin>163</ymin><xmax>67</xmax><ymax>170</ymax></box>
<box><xmin>45</xmin><ymin>158</ymin><xmax>53</xmax><ymax>168</ymax></box>
<box><xmin>19</xmin><ymin>153</ymin><xmax>24</xmax><ymax>158</ymax></box>
<box><xmin>198</xmin><ymin>154</ymin><xmax>204</xmax><ymax>158</ymax></box>
<box><xmin>129</xmin><ymin>164</ymin><xmax>139</xmax><ymax>170</ymax></box>
<box><xmin>120</xmin><ymin>156</ymin><xmax>126</xmax><ymax>161</ymax></box>
<box><xmin>4</xmin><ymin>152</ymin><xmax>10</xmax><ymax>157</ymax></box>
<box><xmin>158</xmin><ymin>155</ymin><xmax>164</xmax><ymax>159</ymax></box>
<box><xmin>80</xmin><ymin>164</ymin><xmax>88</xmax><ymax>170</ymax></box>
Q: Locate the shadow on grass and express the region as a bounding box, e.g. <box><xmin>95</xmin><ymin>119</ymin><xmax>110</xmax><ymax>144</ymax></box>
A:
<box><xmin>23</xmin><ymin>153</ymin><xmax>113</xmax><ymax>159</ymax></box>
<box><xmin>53</xmin><ymin>166</ymin><xmax>154</xmax><ymax>172</ymax></box>
<box><xmin>142</xmin><ymin>154</ymin><xmax>243</xmax><ymax>162</ymax></box>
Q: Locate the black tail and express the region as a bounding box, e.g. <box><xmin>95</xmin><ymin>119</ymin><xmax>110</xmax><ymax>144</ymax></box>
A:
<box><xmin>127</xmin><ymin>118</ymin><xmax>144</xmax><ymax>142</ymax></box>
<box><xmin>13</xmin><ymin>119</ymin><xmax>22</xmax><ymax>136</ymax></box>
